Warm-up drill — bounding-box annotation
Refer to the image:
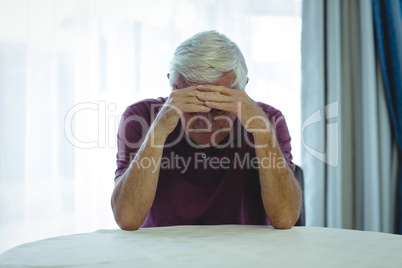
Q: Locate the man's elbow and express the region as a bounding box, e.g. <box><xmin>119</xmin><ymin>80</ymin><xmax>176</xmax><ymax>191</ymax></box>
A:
<box><xmin>117</xmin><ymin>220</ymin><xmax>141</xmax><ymax>231</ymax></box>
<box><xmin>115</xmin><ymin>215</ymin><xmax>142</xmax><ymax>231</ymax></box>
<box><xmin>111</xmin><ymin>201</ymin><xmax>142</xmax><ymax>231</ymax></box>
<box><xmin>270</xmin><ymin>212</ymin><xmax>299</xmax><ymax>229</ymax></box>
<box><xmin>271</xmin><ymin>220</ymin><xmax>295</xmax><ymax>229</ymax></box>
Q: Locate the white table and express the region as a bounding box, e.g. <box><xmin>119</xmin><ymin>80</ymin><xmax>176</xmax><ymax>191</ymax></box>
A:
<box><xmin>0</xmin><ymin>225</ymin><xmax>401</xmax><ymax>267</ymax></box>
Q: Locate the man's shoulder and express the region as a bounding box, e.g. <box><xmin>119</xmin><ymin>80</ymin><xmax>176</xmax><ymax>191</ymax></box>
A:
<box><xmin>127</xmin><ymin>97</ymin><xmax>168</xmax><ymax>111</ymax></box>
<box><xmin>255</xmin><ymin>101</ymin><xmax>284</xmax><ymax>118</ymax></box>
<box><xmin>123</xmin><ymin>97</ymin><xmax>168</xmax><ymax>117</ymax></box>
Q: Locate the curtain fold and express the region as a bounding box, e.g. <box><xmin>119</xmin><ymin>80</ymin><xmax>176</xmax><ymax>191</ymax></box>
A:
<box><xmin>302</xmin><ymin>0</ymin><xmax>395</xmax><ymax>232</ymax></box>
<box><xmin>301</xmin><ymin>0</ymin><xmax>326</xmax><ymax>227</ymax></box>
<box><xmin>372</xmin><ymin>0</ymin><xmax>402</xmax><ymax>234</ymax></box>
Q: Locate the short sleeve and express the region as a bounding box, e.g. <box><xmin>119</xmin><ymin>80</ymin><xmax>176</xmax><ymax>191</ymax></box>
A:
<box><xmin>257</xmin><ymin>102</ymin><xmax>295</xmax><ymax>173</ymax></box>
<box><xmin>115</xmin><ymin>98</ymin><xmax>166</xmax><ymax>179</ymax></box>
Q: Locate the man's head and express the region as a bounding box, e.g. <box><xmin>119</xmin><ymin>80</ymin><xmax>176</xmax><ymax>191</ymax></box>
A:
<box><xmin>169</xmin><ymin>30</ymin><xmax>248</xmax><ymax>90</ymax></box>
<box><xmin>168</xmin><ymin>31</ymin><xmax>248</xmax><ymax>147</ymax></box>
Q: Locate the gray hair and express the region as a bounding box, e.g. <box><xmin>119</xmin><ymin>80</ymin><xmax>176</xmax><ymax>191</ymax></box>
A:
<box><xmin>169</xmin><ymin>30</ymin><xmax>248</xmax><ymax>90</ymax></box>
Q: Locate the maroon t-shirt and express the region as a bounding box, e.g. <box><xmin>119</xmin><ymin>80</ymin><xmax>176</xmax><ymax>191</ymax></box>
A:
<box><xmin>115</xmin><ymin>97</ymin><xmax>295</xmax><ymax>227</ymax></box>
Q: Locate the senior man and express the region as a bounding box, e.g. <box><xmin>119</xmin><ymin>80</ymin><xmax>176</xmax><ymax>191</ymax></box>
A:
<box><xmin>112</xmin><ymin>30</ymin><xmax>302</xmax><ymax>230</ymax></box>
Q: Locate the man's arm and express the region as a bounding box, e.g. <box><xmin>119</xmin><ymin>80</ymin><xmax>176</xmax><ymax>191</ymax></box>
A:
<box><xmin>196</xmin><ymin>85</ymin><xmax>302</xmax><ymax>229</ymax></box>
<box><xmin>253</xmin><ymin>128</ymin><xmax>302</xmax><ymax>229</ymax></box>
<box><xmin>111</xmin><ymin>86</ymin><xmax>210</xmax><ymax>230</ymax></box>
<box><xmin>112</xmin><ymin>125</ymin><xmax>167</xmax><ymax>230</ymax></box>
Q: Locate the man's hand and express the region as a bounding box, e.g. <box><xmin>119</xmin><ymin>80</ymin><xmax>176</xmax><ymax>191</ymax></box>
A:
<box><xmin>196</xmin><ymin>85</ymin><xmax>271</xmax><ymax>133</ymax></box>
<box><xmin>154</xmin><ymin>85</ymin><xmax>211</xmax><ymax>137</ymax></box>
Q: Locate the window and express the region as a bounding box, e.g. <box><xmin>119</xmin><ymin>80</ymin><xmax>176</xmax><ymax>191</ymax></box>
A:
<box><xmin>0</xmin><ymin>0</ymin><xmax>302</xmax><ymax>253</ymax></box>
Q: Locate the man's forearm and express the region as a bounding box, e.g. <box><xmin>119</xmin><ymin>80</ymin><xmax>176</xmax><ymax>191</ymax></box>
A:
<box><xmin>112</xmin><ymin>126</ymin><xmax>167</xmax><ymax>230</ymax></box>
<box><xmin>253</xmin><ymin>130</ymin><xmax>302</xmax><ymax>229</ymax></box>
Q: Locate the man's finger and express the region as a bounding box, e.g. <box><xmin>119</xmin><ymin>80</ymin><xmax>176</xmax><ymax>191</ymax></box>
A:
<box><xmin>196</xmin><ymin>92</ymin><xmax>232</xmax><ymax>103</ymax></box>
<box><xmin>196</xmin><ymin>85</ymin><xmax>236</xmax><ymax>96</ymax></box>
<box><xmin>204</xmin><ymin>101</ymin><xmax>237</xmax><ymax>113</ymax></box>
<box><xmin>174</xmin><ymin>86</ymin><xmax>200</xmax><ymax>97</ymax></box>
<box><xmin>181</xmin><ymin>104</ymin><xmax>211</xmax><ymax>113</ymax></box>
<box><xmin>187</xmin><ymin>97</ymin><xmax>207</xmax><ymax>106</ymax></box>
<box><xmin>175</xmin><ymin>96</ymin><xmax>206</xmax><ymax>106</ymax></box>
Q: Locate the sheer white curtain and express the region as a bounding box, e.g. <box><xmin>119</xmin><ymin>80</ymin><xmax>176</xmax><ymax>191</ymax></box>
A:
<box><xmin>302</xmin><ymin>0</ymin><xmax>396</xmax><ymax>232</ymax></box>
<box><xmin>0</xmin><ymin>0</ymin><xmax>302</xmax><ymax>252</ymax></box>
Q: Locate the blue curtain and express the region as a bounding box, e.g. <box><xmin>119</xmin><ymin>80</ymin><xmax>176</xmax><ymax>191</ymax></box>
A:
<box><xmin>372</xmin><ymin>0</ymin><xmax>402</xmax><ymax>234</ymax></box>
